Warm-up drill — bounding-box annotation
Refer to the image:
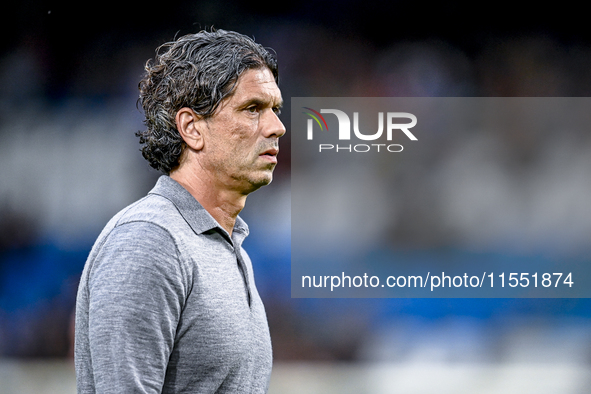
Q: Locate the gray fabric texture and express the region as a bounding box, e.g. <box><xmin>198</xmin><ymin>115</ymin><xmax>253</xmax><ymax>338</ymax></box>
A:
<box><xmin>75</xmin><ymin>175</ymin><xmax>272</xmax><ymax>393</ymax></box>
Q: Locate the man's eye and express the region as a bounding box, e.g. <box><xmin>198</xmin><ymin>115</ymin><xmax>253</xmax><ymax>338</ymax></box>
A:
<box><xmin>247</xmin><ymin>106</ymin><xmax>258</xmax><ymax>113</ymax></box>
<box><xmin>273</xmin><ymin>107</ymin><xmax>282</xmax><ymax>115</ymax></box>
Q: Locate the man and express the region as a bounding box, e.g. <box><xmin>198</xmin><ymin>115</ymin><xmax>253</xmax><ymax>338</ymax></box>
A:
<box><xmin>75</xmin><ymin>29</ymin><xmax>286</xmax><ymax>393</ymax></box>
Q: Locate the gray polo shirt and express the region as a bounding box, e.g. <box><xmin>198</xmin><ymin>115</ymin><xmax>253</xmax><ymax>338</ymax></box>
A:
<box><xmin>75</xmin><ymin>176</ymin><xmax>272</xmax><ymax>393</ymax></box>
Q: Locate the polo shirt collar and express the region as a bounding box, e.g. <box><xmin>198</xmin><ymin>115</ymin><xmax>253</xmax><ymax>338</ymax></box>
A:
<box><xmin>148</xmin><ymin>175</ymin><xmax>249</xmax><ymax>242</ymax></box>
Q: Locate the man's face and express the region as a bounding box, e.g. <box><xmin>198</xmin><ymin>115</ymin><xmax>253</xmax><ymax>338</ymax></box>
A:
<box><xmin>199</xmin><ymin>67</ymin><xmax>286</xmax><ymax>194</ymax></box>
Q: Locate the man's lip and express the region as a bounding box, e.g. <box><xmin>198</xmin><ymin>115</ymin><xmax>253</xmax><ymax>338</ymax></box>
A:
<box><xmin>259</xmin><ymin>148</ymin><xmax>278</xmax><ymax>163</ymax></box>
<box><xmin>260</xmin><ymin>148</ymin><xmax>279</xmax><ymax>156</ymax></box>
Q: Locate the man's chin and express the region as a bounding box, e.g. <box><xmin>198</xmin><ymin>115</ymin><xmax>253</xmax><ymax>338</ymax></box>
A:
<box><xmin>249</xmin><ymin>175</ymin><xmax>273</xmax><ymax>192</ymax></box>
<box><xmin>235</xmin><ymin>170</ymin><xmax>274</xmax><ymax>195</ymax></box>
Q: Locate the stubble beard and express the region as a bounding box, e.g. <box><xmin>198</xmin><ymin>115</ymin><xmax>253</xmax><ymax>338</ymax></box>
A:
<box><xmin>215</xmin><ymin>154</ymin><xmax>276</xmax><ymax>195</ymax></box>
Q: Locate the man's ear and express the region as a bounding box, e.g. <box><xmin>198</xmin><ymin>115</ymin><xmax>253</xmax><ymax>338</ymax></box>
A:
<box><xmin>175</xmin><ymin>107</ymin><xmax>205</xmax><ymax>151</ymax></box>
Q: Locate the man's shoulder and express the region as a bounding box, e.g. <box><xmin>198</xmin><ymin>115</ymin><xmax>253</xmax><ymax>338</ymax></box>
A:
<box><xmin>92</xmin><ymin>193</ymin><xmax>184</xmax><ymax>251</ymax></box>
<box><xmin>114</xmin><ymin>192</ymin><xmax>180</xmax><ymax>227</ymax></box>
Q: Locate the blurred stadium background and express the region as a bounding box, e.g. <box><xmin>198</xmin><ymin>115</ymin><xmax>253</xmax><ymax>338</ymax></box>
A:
<box><xmin>1</xmin><ymin>1</ymin><xmax>591</xmax><ymax>393</ymax></box>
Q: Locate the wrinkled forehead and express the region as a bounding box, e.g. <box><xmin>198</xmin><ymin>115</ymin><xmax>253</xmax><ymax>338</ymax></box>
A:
<box><xmin>223</xmin><ymin>67</ymin><xmax>283</xmax><ymax>108</ymax></box>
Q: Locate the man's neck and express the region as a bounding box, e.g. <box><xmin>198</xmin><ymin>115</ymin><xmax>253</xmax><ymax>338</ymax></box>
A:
<box><xmin>170</xmin><ymin>169</ymin><xmax>246</xmax><ymax>236</ymax></box>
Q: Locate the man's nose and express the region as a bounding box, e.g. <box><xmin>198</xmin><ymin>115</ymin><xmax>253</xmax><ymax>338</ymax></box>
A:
<box><xmin>263</xmin><ymin>110</ymin><xmax>286</xmax><ymax>138</ymax></box>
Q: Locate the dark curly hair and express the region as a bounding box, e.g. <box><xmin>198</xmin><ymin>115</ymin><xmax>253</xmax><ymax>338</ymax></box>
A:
<box><xmin>136</xmin><ymin>29</ymin><xmax>279</xmax><ymax>174</ymax></box>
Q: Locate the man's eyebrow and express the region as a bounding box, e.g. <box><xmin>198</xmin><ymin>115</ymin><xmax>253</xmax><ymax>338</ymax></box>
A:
<box><xmin>241</xmin><ymin>97</ymin><xmax>283</xmax><ymax>108</ymax></box>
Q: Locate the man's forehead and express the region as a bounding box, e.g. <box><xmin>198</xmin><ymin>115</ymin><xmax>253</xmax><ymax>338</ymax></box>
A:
<box><xmin>233</xmin><ymin>68</ymin><xmax>282</xmax><ymax>104</ymax></box>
